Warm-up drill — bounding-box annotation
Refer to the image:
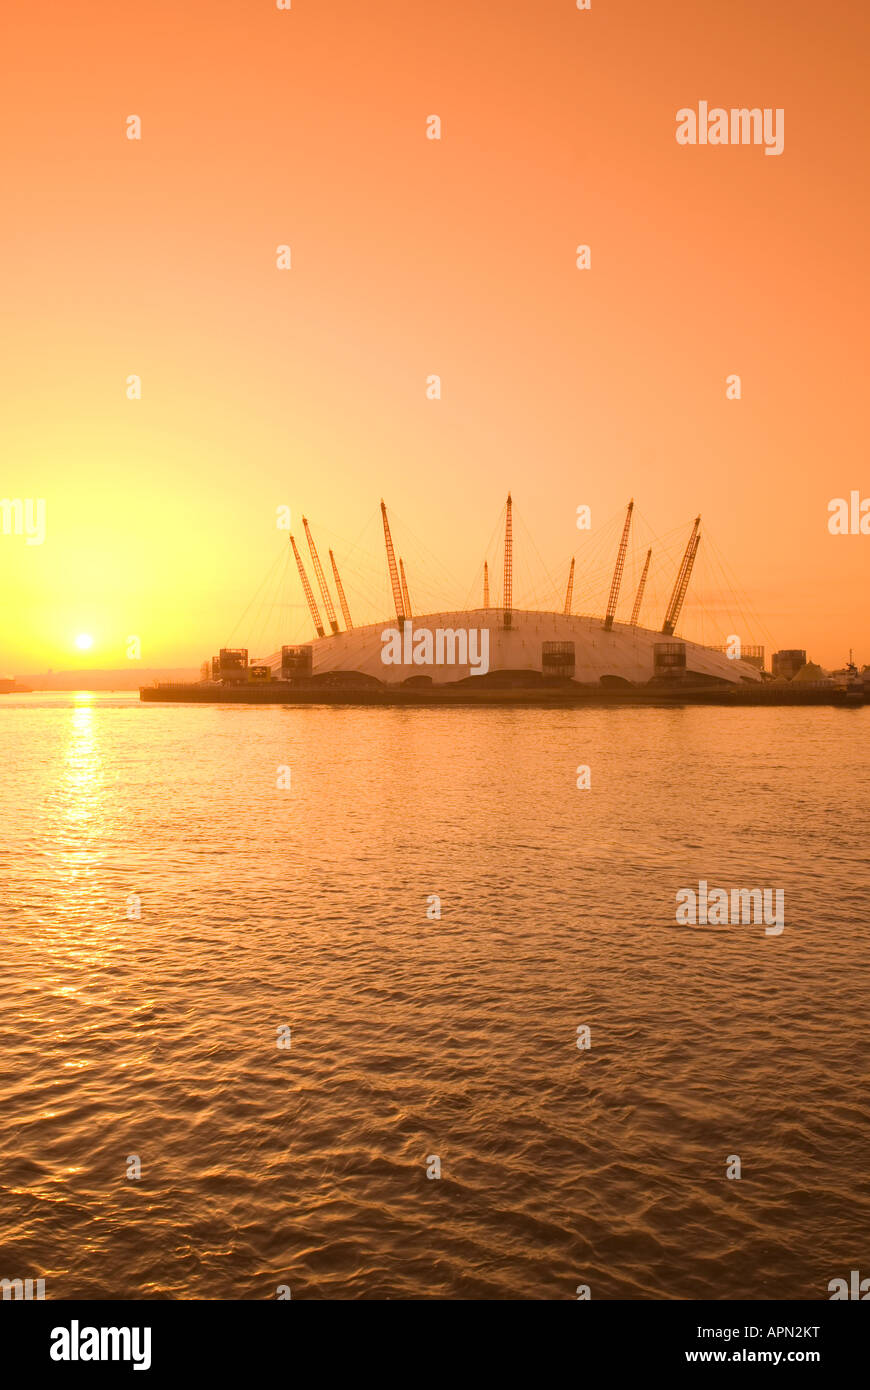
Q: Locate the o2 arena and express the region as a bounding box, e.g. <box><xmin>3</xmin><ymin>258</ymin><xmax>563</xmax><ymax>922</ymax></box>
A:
<box><xmin>141</xmin><ymin>496</ymin><xmax>788</xmax><ymax>705</ymax></box>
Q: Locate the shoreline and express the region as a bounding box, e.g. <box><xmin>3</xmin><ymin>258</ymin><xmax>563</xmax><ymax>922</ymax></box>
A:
<box><xmin>139</xmin><ymin>680</ymin><xmax>866</xmax><ymax>708</ymax></box>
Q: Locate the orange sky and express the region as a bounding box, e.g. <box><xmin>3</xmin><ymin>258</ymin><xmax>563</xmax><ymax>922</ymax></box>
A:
<box><xmin>1</xmin><ymin>0</ymin><xmax>868</xmax><ymax>673</ymax></box>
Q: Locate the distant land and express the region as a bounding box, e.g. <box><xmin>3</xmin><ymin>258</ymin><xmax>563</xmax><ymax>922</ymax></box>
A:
<box><xmin>8</xmin><ymin>668</ymin><xmax>199</xmax><ymax>691</ymax></box>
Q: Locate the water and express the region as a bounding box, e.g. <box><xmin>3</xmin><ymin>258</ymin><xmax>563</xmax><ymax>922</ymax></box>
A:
<box><xmin>1</xmin><ymin>691</ymin><xmax>868</xmax><ymax>1300</ymax></box>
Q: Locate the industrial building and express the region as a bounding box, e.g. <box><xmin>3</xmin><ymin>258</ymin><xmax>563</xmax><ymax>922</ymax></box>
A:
<box><xmin>772</xmin><ymin>649</ymin><xmax>808</xmax><ymax>680</ymax></box>
<box><xmin>203</xmin><ymin>497</ymin><xmax>765</xmax><ymax>692</ymax></box>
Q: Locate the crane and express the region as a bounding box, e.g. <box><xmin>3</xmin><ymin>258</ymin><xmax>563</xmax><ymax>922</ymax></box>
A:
<box><xmin>603</xmin><ymin>499</ymin><xmax>633</xmax><ymax>631</ymax></box>
<box><xmin>329</xmin><ymin>549</ymin><xmax>353</xmax><ymax>630</ymax></box>
<box><xmin>630</xmin><ymin>548</ymin><xmax>652</xmax><ymax>627</ymax></box>
<box><xmin>563</xmin><ymin>557</ymin><xmax>575</xmax><ymax>616</ymax></box>
<box><xmin>503</xmin><ymin>493</ymin><xmax>513</xmax><ymax>629</ymax></box>
<box><xmin>302</xmin><ymin>517</ymin><xmax>339</xmax><ymax>634</ymax></box>
<box><xmin>399</xmin><ymin>558</ymin><xmax>412</xmax><ymax>618</ymax></box>
<box><xmin>662</xmin><ymin>517</ymin><xmax>701</xmax><ymax>636</ymax></box>
<box><xmin>381</xmin><ymin>500</ymin><xmax>405</xmax><ymax>623</ymax></box>
<box><xmin>290</xmin><ymin>535</ymin><xmax>325</xmax><ymax>638</ymax></box>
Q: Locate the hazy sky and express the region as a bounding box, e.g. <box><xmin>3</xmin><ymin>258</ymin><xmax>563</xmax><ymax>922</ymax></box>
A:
<box><xmin>2</xmin><ymin>0</ymin><xmax>868</xmax><ymax>671</ymax></box>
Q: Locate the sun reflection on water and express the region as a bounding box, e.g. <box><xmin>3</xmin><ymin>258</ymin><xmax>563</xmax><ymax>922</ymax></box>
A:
<box><xmin>50</xmin><ymin>696</ymin><xmax>111</xmax><ymax>939</ymax></box>
<box><xmin>63</xmin><ymin>698</ymin><xmax>101</xmax><ymax>828</ymax></box>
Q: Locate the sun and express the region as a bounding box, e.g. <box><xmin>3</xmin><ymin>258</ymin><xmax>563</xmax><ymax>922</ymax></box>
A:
<box><xmin>74</xmin><ymin>633</ymin><xmax>94</xmax><ymax>651</ymax></box>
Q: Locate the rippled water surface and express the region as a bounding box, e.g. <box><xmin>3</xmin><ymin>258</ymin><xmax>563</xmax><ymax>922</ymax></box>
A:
<box><xmin>1</xmin><ymin>692</ymin><xmax>868</xmax><ymax>1299</ymax></box>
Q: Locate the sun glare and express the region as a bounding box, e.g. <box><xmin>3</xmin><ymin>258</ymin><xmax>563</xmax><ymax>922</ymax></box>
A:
<box><xmin>74</xmin><ymin>634</ymin><xmax>93</xmax><ymax>651</ymax></box>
